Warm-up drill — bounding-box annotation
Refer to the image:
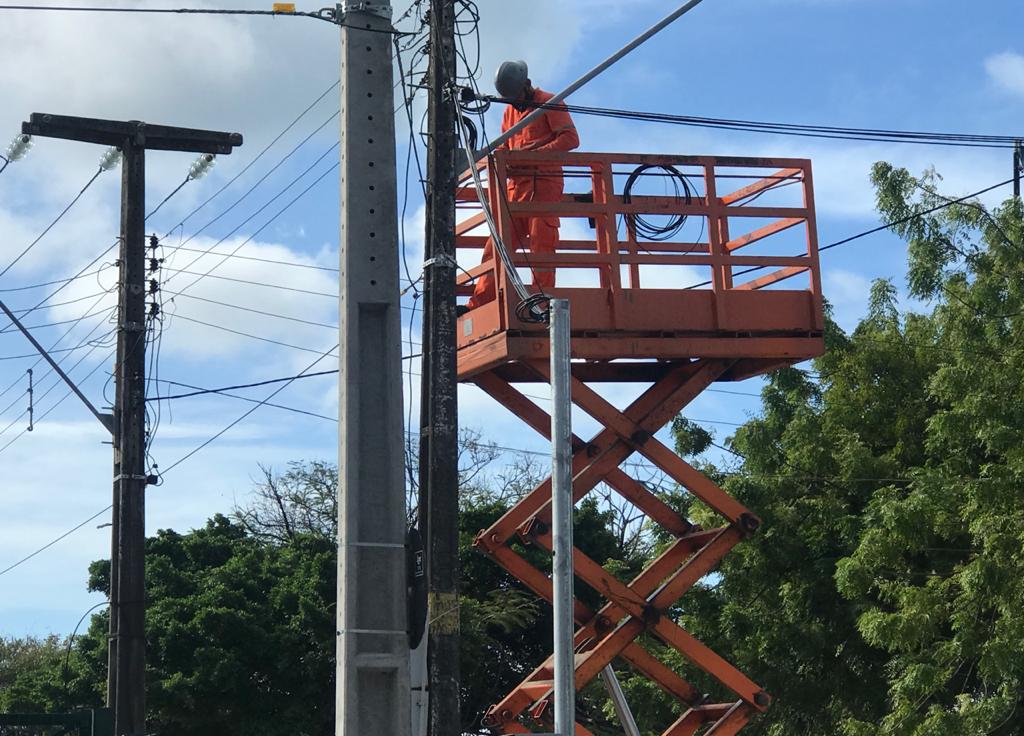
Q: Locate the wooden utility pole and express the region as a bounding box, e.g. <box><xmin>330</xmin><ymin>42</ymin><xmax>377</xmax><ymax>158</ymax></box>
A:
<box><xmin>111</xmin><ymin>134</ymin><xmax>147</xmax><ymax>736</ymax></box>
<box><xmin>21</xmin><ymin>113</ymin><xmax>241</xmax><ymax>736</ymax></box>
<box><xmin>335</xmin><ymin>3</ymin><xmax>411</xmax><ymax>736</ymax></box>
<box><xmin>420</xmin><ymin>0</ymin><xmax>461</xmax><ymax>734</ymax></box>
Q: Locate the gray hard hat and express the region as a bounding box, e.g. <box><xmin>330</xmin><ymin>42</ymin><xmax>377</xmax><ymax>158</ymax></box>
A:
<box><xmin>495</xmin><ymin>60</ymin><xmax>529</xmax><ymax>99</ymax></box>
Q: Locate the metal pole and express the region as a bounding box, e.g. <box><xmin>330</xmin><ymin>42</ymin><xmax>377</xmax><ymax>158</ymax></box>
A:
<box><xmin>549</xmin><ymin>298</ymin><xmax>574</xmax><ymax>735</ymax></box>
<box><xmin>1014</xmin><ymin>141</ymin><xmax>1021</xmax><ymax>199</ymax></box>
<box><xmin>482</xmin><ymin>0</ymin><xmax>708</xmax><ymax>155</ymax></box>
<box><xmin>336</xmin><ymin>2</ymin><xmax>411</xmax><ymax>735</ymax></box>
<box><xmin>600</xmin><ymin>666</ymin><xmax>642</xmax><ymax>736</ymax></box>
<box><xmin>111</xmin><ymin>138</ymin><xmax>147</xmax><ymax>736</ymax></box>
<box><xmin>422</xmin><ymin>1</ymin><xmax>462</xmax><ymax>734</ymax></box>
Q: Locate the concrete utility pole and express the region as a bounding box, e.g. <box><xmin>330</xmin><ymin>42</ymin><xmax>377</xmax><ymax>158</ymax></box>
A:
<box><xmin>21</xmin><ymin>113</ymin><xmax>240</xmax><ymax>736</ymax></box>
<box><xmin>335</xmin><ymin>4</ymin><xmax>411</xmax><ymax>735</ymax></box>
<box><xmin>549</xmin><ymin>298</ymin><xmax>575</xmax><ymax>736</ymax></box>
<box><xmin>420</xmin><ymin>0</ymin><xmax>461</xmax><ymax>734</ymax></box>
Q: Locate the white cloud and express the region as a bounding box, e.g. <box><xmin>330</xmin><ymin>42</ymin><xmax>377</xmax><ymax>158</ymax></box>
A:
<box><xmin>985</xmin><ymin>51</ymin><xmax>1024</xmax><ymax>98</ymax></box>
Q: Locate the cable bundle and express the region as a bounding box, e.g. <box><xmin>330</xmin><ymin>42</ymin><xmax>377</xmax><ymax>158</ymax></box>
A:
<box><xmin>621</xmin><ymin>164</ymin><xmax>694</xmax><ymax>242</ymax></box>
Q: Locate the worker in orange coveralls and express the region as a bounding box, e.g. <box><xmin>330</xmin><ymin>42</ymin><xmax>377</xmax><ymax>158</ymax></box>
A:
<box><xmin>464</xmin><ymin>60</ymin><xmax>580</xmax><ymax>310</ymax></box>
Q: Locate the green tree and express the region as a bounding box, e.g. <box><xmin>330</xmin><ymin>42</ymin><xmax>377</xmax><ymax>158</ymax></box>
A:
<box><xmin>832</xmin><ymin>165</ymin><xmax>1024</xmax><ymax>735</ymax></box>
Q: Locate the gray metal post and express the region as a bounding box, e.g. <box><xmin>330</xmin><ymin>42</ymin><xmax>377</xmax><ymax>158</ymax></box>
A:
<box><xmin>336</xmin><ymin>2</ymin><xmax>411</xmax><ymax>735</ymax></box>
<box><xmin>549</xmin><ymin>298</ymin><xmax>575</xmax><ymax>735</ymax></box>
<box><xmin>600</xmin><ymin>666</ymin><xmax>642</xmax><ymax>736</ymax></box>
<box><xmin>1014</xmin><ymin>141</ymin><xmax>1021</xmax><ymax>199</ymax></box>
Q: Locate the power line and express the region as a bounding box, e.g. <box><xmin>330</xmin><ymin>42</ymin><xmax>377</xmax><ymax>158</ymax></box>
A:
<box><xmin>147</xmin><ymin>370</ymin><xmax>336</xmax><ymax>401</ymax></box>
<box><xmin>158</xmin><ymin>110</ymin><xmax>339</xmax><ymax>264</ymax></box>
<box><xmin>0</xmin><ymin>4</ymin><xmax>413</xmax><ymax>33</ymax></box>
<box><xmin>161</xmin><ymin>152</ymin><xmax>340</xmax><ymax>294</ymax></box>
<box><xmin>4</xmin><ymin>290</ymin><xmax>111</xmax><ymax>316</ymax></box>
<box><xmin>815</xmin><ymin>178</ymin><xmax>1015</xmax><ymax>253</ymax></box>
<box><xmin>0</xmin><ymin>506</ymin><xmax>111</xmax><ymax>578</ymax></box>
<box><xmin>0</xmin><ymin>291</ymin><xmax>115</xmax><ymax>400</ymax></box>
<box><xmin>686</xmin><ymin>177</ymin><xmax>1017</xmax><ymax>290</ymax></box>
<box><xmin>164</xmin><ymin>290</ymin><xmax>338</xmax><ymax>330</ymax></box>
<box><xmin>0</xmin><ymin>303</ymin><xmax>113</xmax><ymax>334</ymax></box>
<box><xmin>163</xmin><ymin>245</ymin><xmax>338</xmax><ymax>273</ymax></box>
<box><xmin>159</xmin><ymin>80</ymin><xmax>339</xmax><ymax>237</ymax></box>
<box><xmin>161</xmin><ymin>267</ymin><xmax>338</xmax><ymax>297</ymax></box>
<box><xmin>0</xmin><ymin>154</ymin><xmax>208</xmax><ymax>327</ymax></box>
<box><xmin>160</xmin><ymin>343</ymin><xmax>340</xmax><ymax>474</ymax></box>
<box><xmin>146</xmin><ymin>176</ymin><xmax>190</xmax><ymax>220</ymax></box>
<box><xmin>491</xmin><ymin>95</ymin><xmax>1024</xmax><ymax>150</ymax></box>
<box><xmin>0</xmin><ymin>267</ymin><xmax>109</xmax><ymax>293</ymax></box>
<box><xmin>0</xmin><ymin>341</ymin><xmax>104</xmax><ymax>362</ymax></box>
<box><xmin>169</xmin><ymin>313</ymin><xmax>341</xmax><ymax>357</ymax></box>
<box><xmin>0</xmin><ymin>167</ymin><xmax>104</xmax><ymax>279</ymax></box>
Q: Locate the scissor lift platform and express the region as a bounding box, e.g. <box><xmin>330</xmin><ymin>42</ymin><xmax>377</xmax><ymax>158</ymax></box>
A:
<box><xmin>454</xmin><ymin>151</ymin><xmax>825</xmax><ymax>735</ymax></box>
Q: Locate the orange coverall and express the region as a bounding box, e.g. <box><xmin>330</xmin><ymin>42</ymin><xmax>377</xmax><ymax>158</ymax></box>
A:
<box><xmin>466</xmin><ymin>88</ymin><xmax>580</xmax><ymax>308</ymax></box>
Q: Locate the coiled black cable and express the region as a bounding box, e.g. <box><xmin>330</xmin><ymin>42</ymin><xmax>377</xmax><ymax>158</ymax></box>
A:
<box><xmin>515</xmin><ymin>293</ymin><xmax>550</xmax><ymax>324</ymax></box>
<box><xmin>621</xmin><ymin>164</ymin><xmax>693</xmax><ymax>242</ymax></box>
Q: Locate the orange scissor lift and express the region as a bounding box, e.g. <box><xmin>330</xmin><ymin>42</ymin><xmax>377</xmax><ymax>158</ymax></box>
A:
<box><xmin>454</xmin><ymin>150</ymin><xmax>825</xmax><ymax>735</ymax></box>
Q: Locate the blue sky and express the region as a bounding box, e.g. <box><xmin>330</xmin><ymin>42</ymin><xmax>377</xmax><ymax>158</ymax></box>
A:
<box><xmin>0</xmin><ymin>0</ymin><xmax>1022</xmax><ymax>637</ymax></box>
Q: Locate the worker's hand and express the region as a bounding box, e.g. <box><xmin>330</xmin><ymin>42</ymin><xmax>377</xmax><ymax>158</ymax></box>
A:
<box><xmin>520</xmin><ymin>136</ymin><xmax>553</xmax><ymax>151</ymax></box>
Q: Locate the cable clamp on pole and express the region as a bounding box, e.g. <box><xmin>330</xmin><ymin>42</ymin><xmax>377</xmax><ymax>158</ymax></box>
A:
<box><xmin>113</xmin><ymin>473</ymin><xmax>148</xmax><ymax>482</ymax></box>
<box><xmin>338</xmin><ymin>1</ymin><xmax>393</xmax><ymax>19</ymax></box>
<box><xmin>119</xmin><ymin>321</ymin><xmax>146</xmax><ymax>333</ymax></box>
<box><xmin>423</xmin><ymin>254</ymin><xmax>457</xmax><ymax>270</ymax></box>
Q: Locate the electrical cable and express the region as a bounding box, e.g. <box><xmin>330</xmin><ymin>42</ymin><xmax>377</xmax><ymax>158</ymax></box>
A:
<box><xmin>164</xmin><ymin>290</ymin><xmax>338</xmax><ymax>330</ymax></box>
<box><xmin>161</xmin><ymin>150</ymin><xmax>339</xmax><ymax>294</ymax></box>
<box><xmin>0</xmin><ymin>167</ymin><xmax>103</xmax><ymax>280</ymax></box>
<box><xmin>0</xmin><ymin>290</ymin><xmax>115</xmax><ymax>400</ymax></box>
<box><xmin>481</xmin><ymin>94</ymin><xmax>1024</xmax><ymax>150</ymax></box>
<box><xmin>4</xmin><ymin>290</ymin><xmax>111</xmax><ymax>316</ymax></box>
<box><xmin>148</xmin><ymin>370</ymin><xmax>337</xmax><ymax>401</ymax></box>
<box><xmin>4</xmin><ymin>80</ymin><xmax>339</xmax><ymax>331</ymax></box>
<box><xmin>161</xmin><ymin>267</ymin><xmax>338</xmax><ymax>297</ymax></box>
<box><xmin>161</xmin><ymin>246</ymin><xmax>338</xmax><ymax>272</ymax></box>
<box><xmin>0</xmin><ymin>267</ymin><xmax>109</xmax><ymax>293</ymax></box>
<box><xmin>621</xmin><ymin>164</ymin><xmax>694</xmax><ymax>242</ymax></box>
<box><xmin>159</xmin><ymin>343</ymin><xmax>339</xmax><ymax>475</ymax></box>
<box><xmin>0</xmin><ymin>4</ymin><xmax>415</xmax><ymax>34</ymax></box>
<box><xmin>394</xmin><ymin>27</ymin><xmax>431</xmax><ymax>295</ymax></box>
<box><xmin>158</xmin><ymin>110</ymin><xmax>339</xmax><ymax>262</ymax></box>
<box><xmin>0</xmin><ymin>304</ymin><xmax>113</xmax><ymax>334</ymax></box>
<box><xmin>169</xmin><ymin>313</ymin><xmax>341</xmax><ymax>357</ymax></box>
<box><xmin>0</xmin><ymin>343</ymin><xmax>98</xmax><ymax>362</ymax></box>
<box><xmin>0</xmin><ymin>506</ymin><xmax>111</xmax><ymax>578</ymax></box>
<box><xmin>454</xmin><ymin>115</ymin><xmax>542</xmax><ymax>320</ymax></box>
<box><xmin>685</xmin><ymin>177</ymin><xmax>1017</xmax><ymax>290</ymax></box>
<box><xmin>160</xmin><ymin>80</ymin><xmax>339</xmax><ymax>237</ymax></box>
